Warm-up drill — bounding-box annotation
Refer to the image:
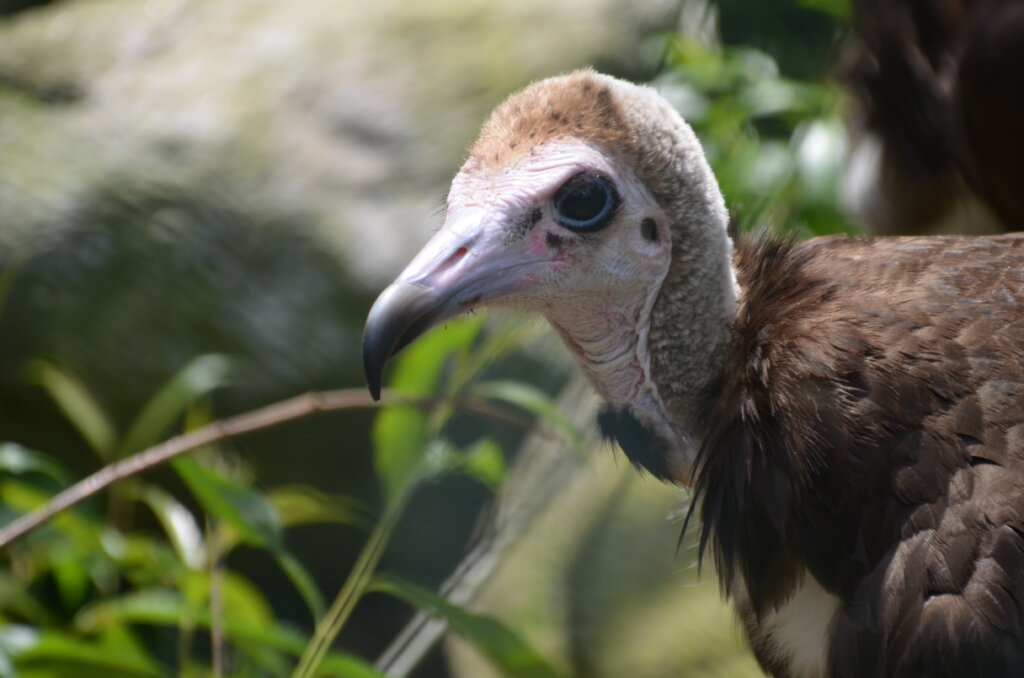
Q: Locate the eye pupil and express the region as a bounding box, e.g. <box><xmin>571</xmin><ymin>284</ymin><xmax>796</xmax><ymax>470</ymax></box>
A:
<box><xmin>553</xmin><ymin>173</ymin><xmax>618</xmax><ymax>232</ymax></box>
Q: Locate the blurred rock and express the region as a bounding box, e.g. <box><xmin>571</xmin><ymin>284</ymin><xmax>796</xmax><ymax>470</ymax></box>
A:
<box><xmin>0</xmin><ymin>0</ymin><xmax>676</xmax><ymax>413</ymax></box>
<box><xmin>0</xmin><ymin>0</ymin><xmax>681</xmax><ymax>666</ymax></box>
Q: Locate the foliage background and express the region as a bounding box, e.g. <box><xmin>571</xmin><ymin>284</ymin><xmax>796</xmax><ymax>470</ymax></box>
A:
<box><xmin>0</xmin><ymin>0</ymin><xmax>852</xmax><ymax>676</ymax></box>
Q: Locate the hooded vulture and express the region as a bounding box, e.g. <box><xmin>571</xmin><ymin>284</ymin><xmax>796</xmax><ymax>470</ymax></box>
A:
<box><xmin>362</xmin><ymin>71</ymin><xmax>1024</xmax><ymax>678</ymax></box>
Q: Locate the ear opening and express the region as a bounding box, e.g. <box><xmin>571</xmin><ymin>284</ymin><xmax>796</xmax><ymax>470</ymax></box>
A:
<box><xmin>641</xmin><ymin>217</ymin><xmax>659</xmax><ymax>242</ymax></box>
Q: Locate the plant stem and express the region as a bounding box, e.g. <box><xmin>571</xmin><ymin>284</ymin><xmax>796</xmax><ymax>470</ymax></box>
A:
<box><xmin>291</xmin><ymin>485</ymin><xmax>411</xmax><ymax>678</ymax></box>
<box><xmin>0</xmin><ymin>390</ymin><xmax>529</xmax><ymax>550</ymax></box>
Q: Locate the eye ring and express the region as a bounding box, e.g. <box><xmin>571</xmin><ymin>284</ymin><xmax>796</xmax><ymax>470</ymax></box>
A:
<box><xmin>553</xmin><ymin>172</ymin><xmax>619</xmax><ymax>232</ymax></box>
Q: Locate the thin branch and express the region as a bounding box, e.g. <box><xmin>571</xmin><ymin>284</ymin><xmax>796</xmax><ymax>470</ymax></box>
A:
<box><xmin>0</xmin><ymin>388</ymin><xmax>532</xmax><ymax>550</ymax></box>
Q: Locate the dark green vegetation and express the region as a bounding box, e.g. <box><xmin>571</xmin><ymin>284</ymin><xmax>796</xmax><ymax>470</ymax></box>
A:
<box><xmin>0</xmin><ymin>1</ymin><xmax>850</xmax><ymax>676</ymax></box>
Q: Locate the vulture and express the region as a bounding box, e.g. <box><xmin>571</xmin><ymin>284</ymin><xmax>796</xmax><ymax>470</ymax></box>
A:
<box><xmin>362</xmin><ymin>71</ymin><xmax>1024</xmax><ymax>677</ymax></box>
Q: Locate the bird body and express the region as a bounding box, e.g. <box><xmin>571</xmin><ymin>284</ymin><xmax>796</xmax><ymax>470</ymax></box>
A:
<box><xmin>363</xmin><ymin>70</ymin><xmax>1024</xmax><ymax>677</ymax></box>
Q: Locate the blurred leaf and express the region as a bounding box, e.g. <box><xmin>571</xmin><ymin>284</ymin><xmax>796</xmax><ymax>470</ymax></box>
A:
<box><xmin>462</xmin><ymin>438</ymin><xmax>505</xmax><ymax>491</ymax></box>
<box><xmin>73</xmin><ymin>588</ymin><xmax>381</xmax><ymax>677</ymax></box>
<box><xmin>0</xmin><ymin>574</ymin><xmax>50</xmax><ymax>625</ymax></box>
<box><xmin>275</xmin><ymin>550</ymin><xmax>325</xmax><ymax>622</ymax></box>
<box><xmin>76</xmin><ymin>590</ymin><xmax>183</xmax><ymax>632</ymax></box>
<box><xmin>79</xmin><ymin>571</ymin><xmax>273</xmax><ymax>634</ymax></box>
<box><xmin>372</xmin><ymin>575</ymin><xmax>565</xmax><ymax>678</ymax></box>
<box><xmin>172</xmin><ymin>456</ymin><xmax>281</xmax><ymax>550</ymax></box>
<box><xmin>52</xmin><ymin>552</ymin><xmax>91</xmax><ymax>611</ymax></box>
<box><xmin>269</xmin><ymin>485</ymin><xmax>369</xmax><ymax>530</ymax></box>
<box><xmin>0</xmin><ymin>443</ymin><xmax>69</xmax><ymax>485</ymax></box>
<box><xmin>0</xmin><ymin>625</ymin><xmax>36</xmax><ymax>677</ymax></box>
<box><xmin>388</xmin><ymin>315</ymin><xmax>485</xmax><ymax>398</ymax></box>
<box><xmin>472</xmin><ymin>380</ymin><xmax>584</xmax><ymax>451</ymax></box>
<box><xmin>372</xmin><ymin>403</ymin><xmax>428</xmax><ymax>501</ymax></box>
<box><xmin>0</xmin><ymin>479</ymin><xmax>99</xmax><ymax>547</ymax></box>
<box><xmin>316</xmin><ymin>654</ymin><xmax>390</xmax><ymax>678</ymax></box>
<box><xmin>10</xmin><ymin>628</ymin><xmax>163</xmax><ymax>677</ymax></box>
<box><xmin>119</xmin><ymin>354</ymin><xmax>231</xmax><ymax>457</ymax></box>
<box><xmin>135</xmin><ymin>484</ymin><xmax>205</xmax><ymax>570</ymax></box>
<box><xmin>27</xmin><ymin>361</ymin><xmax>116</xmax><ymax>460</ymax></box>
<box><xmin>799</xmin><ymin>0</ymin><xmax>850</xmax><ymax>20</ymax></box>
<box><xmin>374</xmin><ymin>316</ymin><xmax>484</xmax><ymax>499</ymax></box>
<box><xmin>421</xmin><ymin>438</ymin><xmax>460</xmax><ymax>481</ymax></box>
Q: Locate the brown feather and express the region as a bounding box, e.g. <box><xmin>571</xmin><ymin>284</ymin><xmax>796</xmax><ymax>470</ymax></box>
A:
<box><xmin>687</xmin><ymin>233</ymin><xmax>1024</xmax><ymax>676</ymax></box>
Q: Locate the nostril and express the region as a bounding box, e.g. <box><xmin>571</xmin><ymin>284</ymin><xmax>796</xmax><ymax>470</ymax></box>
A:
<box><xmin>441</xmin><ymin>246</ymin><xmax>468</xmax><ymax>271</ymax></box>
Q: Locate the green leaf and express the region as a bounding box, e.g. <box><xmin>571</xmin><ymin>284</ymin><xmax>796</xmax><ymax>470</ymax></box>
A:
<box><xmin>0</xmin><ymin>573</ymin><xmax>51</xmax><ymax>625</ymax></box>
<box><xmin>73</xmin><ymin>588</ymin><xmax>383</xmax><ymax>677</ymax></box>
<box><xmin>798</xmin><ymin>0</ymin><xmax>850</xmax><ymax>20</ymax></box>
<box><xmin>172</xmin><ymin>456</ymin><xmax>281</xmax><ymax>549</ymax></box>
<box><xmin>76</xmin><ymin>589</ymin><xmax>184</xmax><ymax>632</ymax></box>
<box><xmin>10</xmin><ymin>628</ymin><xmax>163</xmax><ymax>677</ymax></box>
<box><xmin>371</xmin><ymin>575</ymin><xmax>565</xmax><ymax>678</ymax></box>
<box><xmin>389</xmin><ymin>315</ymin><xmax>485</xmax><ymax>397</ymax></box>
<box><xmin>462</xmin><ymin>438</ymin><xmax>505</xmax><ymax>491</ymax></box>
<box><xmin>0</xmin><ymin>479</ymin><xmax>100</xmax><ymax>547</ymax></box>
<box><xmin>119</xmin><ymin>354</ymin><xmax>231</xmax><ymax>457</ymax></box>
<box><xmin>471</xmin><ymin>380</ymin><xmax>584</xmax><ymax>451</ymax></box>
<box><xmin>269</xmin><ymin>485</ymin><xmax>369</xmax><ymax>530</ymax></box>
<box><xmin>315</xmin><ymin>653</ymin><xmax>390</xmax><ymax>678</ymax></box>
<box><xmin>372</xmin><ymin>404</ymin><xmax>428</xmax><ymax>500</ymax></box>
<box><xmin>52</xmin><ymin>551</ymin><xmax>92</xmax><ymax>611</ymax></box>
<box><xmin>27</xmin><ymin>361</ymin><xmax>116</xmax><ymax>460</ymax></box>
<box><xmin>0</xmin><ymin>443</ymin><xmax>70</xmax><ymax>485</ymax></box>
<box><xmin>135</xmin><ymin>484</ymin><xmax>205</xmax><ymax>570</ymax></box>
<box><xmin>373</xmin><ymin>316</ymin><xmax>484</xmax><ymax>498</ymax></box>
<box><xmin>78</xmin><ymin>573</ymin><xmax>273</xmax><ymax>633</ymax></box>
<box><xmin>275</xmin><ymin>550</ymin><xmax>325</xmax><ymax>622</ymax></box>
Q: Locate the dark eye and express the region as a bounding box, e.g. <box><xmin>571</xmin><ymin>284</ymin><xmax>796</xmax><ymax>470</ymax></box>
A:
<box><xmin>553</xmin><ymin>173</ymin><xmax>619</xmax><ymax>232</ymax></box>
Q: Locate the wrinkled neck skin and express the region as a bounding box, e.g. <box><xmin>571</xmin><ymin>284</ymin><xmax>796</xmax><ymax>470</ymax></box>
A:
<box><xmin>542</xmin><ymin>216</ymin><xmax>737</xmax><ymax>483</ymax></box>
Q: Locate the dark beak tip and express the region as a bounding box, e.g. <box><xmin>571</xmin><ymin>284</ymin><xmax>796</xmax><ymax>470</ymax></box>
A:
<box><xmin>362</xmin><ymin>327</ymin><xmax>387</xmax><ymax>402</ymax></box>
<box><xmin>362</xmin><ymin>280</ymin><xmax>442</xmax><ymax>404</ymax></box>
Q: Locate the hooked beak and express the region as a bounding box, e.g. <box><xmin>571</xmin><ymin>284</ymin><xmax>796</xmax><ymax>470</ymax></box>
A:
<box><xmin>362</xmin><ymin>210</ymin><xmax>553</xmax><ymax>400</ymax></box>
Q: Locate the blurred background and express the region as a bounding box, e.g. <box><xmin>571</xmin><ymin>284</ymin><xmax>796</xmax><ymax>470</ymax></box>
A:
<box><xmin>1</xmin><ymin>0</ymin><xmax>1018</xmax><ymax>676</ymax></box>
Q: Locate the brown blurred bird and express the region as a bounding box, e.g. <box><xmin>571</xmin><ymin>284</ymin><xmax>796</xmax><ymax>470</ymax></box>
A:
<box><xmin>839</xmin><ymin>0</ymin><xmax>1024</xmax><ymax>235</ymax></box>
<box><xmin>363</xmin><ymin>71</ymin><xmax>1024</xmax><ymax>677</ymax></box>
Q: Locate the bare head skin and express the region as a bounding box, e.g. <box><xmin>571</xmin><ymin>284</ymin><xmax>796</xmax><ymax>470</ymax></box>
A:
<box><xmin>363</xmin><ymin>70</ymin><xmax>737</xmax><ymax>481</ymax></box>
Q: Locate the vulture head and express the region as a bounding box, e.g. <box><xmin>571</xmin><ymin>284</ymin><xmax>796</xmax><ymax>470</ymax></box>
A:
<box><xmin>364</xmin><ymin>70</ymin><xmax>736</xmax><ymax>481</ymax></box>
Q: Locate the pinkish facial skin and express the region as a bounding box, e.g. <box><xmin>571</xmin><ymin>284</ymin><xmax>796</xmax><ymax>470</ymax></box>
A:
<box><xmin>409</xmin><ymin>139</ymin><xmax>672</xmax><ymax>401</ymax></box>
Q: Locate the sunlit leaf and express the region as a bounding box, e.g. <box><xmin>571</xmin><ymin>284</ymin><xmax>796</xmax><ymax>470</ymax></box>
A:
<box><xmin>371</xmin><ymin>575</ymin><xmax>565</xmax><ymax>678</ymax></box>
<box><xmin>462</xmin><ymin>439</ymin><xmax>505</xmax><ymax>491</ymax></box>
<box><xmin>119</xmin><ymin>354</ymin><xmax>231</xmax><ymax>457</ymax></box>
<box><xmin>374</xmin><ymin>316</ymin><xmax>485</xmax><ymax>498</ymax></box>
<box><xmin>78</xmin><ymin>571</ymin><xmax>274</xmax><ymax>634</ymax></box>
<box><xmin>75</xmin><ymin>589</ymin><xmax>183</xmax><ymax>633</ymax></box>
<box><xmin>316</xmin><ymin>653</ymin><xmax>390</xmax><ymax>678</ymax></box>
<box><xmin>269</xmin><ymin>485</ymin><xmax>368</xmax><ymax>530</ymax></box>
<box><xmin>135</xmin><ymin>484</ymin><xmax>205</xmax><ymax>570</ymax></box>
<box><xmin>26</xmin><ymin>361</ymin><xmax>116</xmax><ymax>461</ymax></box>
<box><xmin>10</xmin><ymin>628</ymin><xmax>163</xmax><ymax>677</ymax></box>
<box><xmin>172</xmin><ymin>456</ymin><xmax>280</xmax><ymax>549</ymax></box>
<box><xmin>388</xmin><ymin>315</ymin><xmax>485</xmax><ymax>397</ymax></box>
